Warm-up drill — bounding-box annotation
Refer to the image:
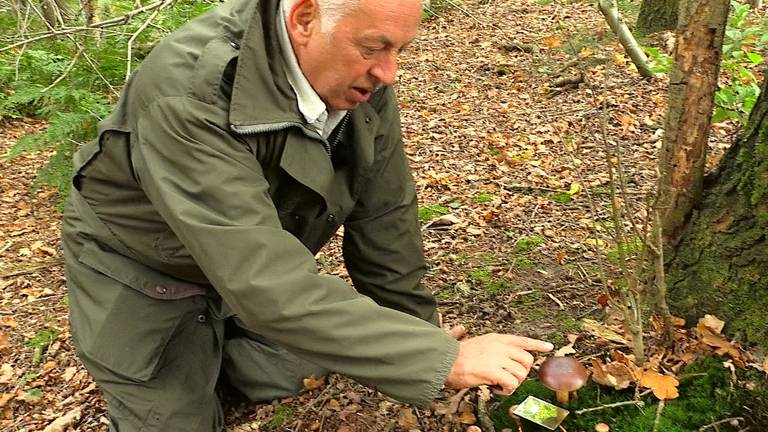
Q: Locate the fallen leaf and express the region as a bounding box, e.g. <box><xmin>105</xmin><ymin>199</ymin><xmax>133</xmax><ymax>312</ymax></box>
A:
<box><xmin>0</xmin><ymin>393</ymin><xmax>13</xmax><ymax>408</ymax></box>
<box><xmin>554</xmin><ymin>343</ymin><xmax>576</xmax><ymax>357</ymax></box>
<box><xmin>397</xmin><ymin>407</ymin><xmax>418</xmax><ymax>429</ymax></box>
<box><xmin>0</xmin><ymin>332</ymin><xmax>9</xmax><ymax>350</ymax></box>
<box><xmin>0</xmin><ymin>317</ymin><xmax>18</xmax><ymax>328</ymax></box>
<box><xmin>302</xmin><ymin>375</ymin><xmax>326</xmax><ymax>390</ymax></box>
<box><xmin>581</xmin><ymin>319</ymin><xmax>629</xmax><ymax>345</ymax></box>
<box><xmin>458</xmin><ymin>410</ymin><xmax>477</xmax><ymax>425</ymax></box>
<box><xmin>43</xmin><ymin>407</ymin><xmax>82</xmax><ymax>432</ymax></box>
<box><xmin>590</xmin><ymin>358</ymin><xmax>635</xmax><ymax>390</ymax></box>
<box><xmin>700</xmin><ymin>331</ymin><xmax>741</xmax><ymax>360</ymax></box>
<box><xmin>698</xmin><ymin>314</ymin><xmax>725</xmax><ymax>334</ymax></box>
<box><xmin>639</xmin><ymin>370</ymin><xmax>679</xmax><ymax>400</ymax></box>
<box><xmin>61</xmin><ymin>366</ymin><xmax>77</xmax><ymax>382</ymax></box>
<box><xmin>543</xmin><ymin>37</ymin><xmax>562</xmax><ymax>48</ymax></box>
<box><xmin>0</xmin><ymin>364</ymin><xmax>12</xmax><ymax>383</ymax></box>
<box><xmin>763</xmin><ymin>358</ymin><xmax>768</xmax><ymax>373</ymax></box>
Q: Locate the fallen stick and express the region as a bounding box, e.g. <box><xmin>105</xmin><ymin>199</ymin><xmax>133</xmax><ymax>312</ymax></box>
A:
<box><xmin>574</xmin><ymin>399</ymin><xmax>645</xmax><ymax>414</ymax></box>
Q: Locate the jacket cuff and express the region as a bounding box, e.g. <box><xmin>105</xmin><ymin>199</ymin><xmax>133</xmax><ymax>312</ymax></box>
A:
<box><xmin>412</xmin><ymin>337</ymin><xmax>460</xmax><ymax>407</ymax></box>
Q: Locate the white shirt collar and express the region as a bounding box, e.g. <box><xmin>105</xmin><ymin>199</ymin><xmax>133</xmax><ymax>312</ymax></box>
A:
<box><xmin>277</xmin><ymin>1</ymin><xmax>346</xmax><ymax>138</ymax></box>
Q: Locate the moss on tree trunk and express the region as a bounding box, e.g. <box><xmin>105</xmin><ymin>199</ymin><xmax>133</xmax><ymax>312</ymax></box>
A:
<box><xmin>637</xmin><ymin>0</ymin><xmax>679</xmax><ymax>35</ymax></box>
<box><xmin>667</xmin><ymin>77</ymin><xmax>768</xmax><ymax>349</ymax></box>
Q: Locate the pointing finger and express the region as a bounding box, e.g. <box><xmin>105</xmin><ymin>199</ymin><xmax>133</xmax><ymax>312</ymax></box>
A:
<box><xmin>502</xmin><ymin>335</ymin><xmax>554</xmax><ymax>352</ymax></box>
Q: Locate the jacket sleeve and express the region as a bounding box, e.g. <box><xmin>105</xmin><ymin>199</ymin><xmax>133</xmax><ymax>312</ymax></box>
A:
<box><xmin>343</xmin><ymin>88</ymin><xmax>440</xmax><ymax>327</ymax></box>
<box><xmin>130</xmin><ymin>96</ymin><xmax>458</xmax><ymax>406</ymax></box>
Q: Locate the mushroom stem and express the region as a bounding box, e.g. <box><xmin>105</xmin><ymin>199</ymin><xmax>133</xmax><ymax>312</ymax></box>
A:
<box><xmin>556</xmin><ymin>390</ymin><xmax>569</xmax><ymax>406</ymax></box>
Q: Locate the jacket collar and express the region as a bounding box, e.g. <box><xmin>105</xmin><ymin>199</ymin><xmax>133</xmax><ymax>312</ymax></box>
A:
<box><xmin>227</xmin><ymin>0</ymin><xmax>378</xmax><ymax>204</ymax></box>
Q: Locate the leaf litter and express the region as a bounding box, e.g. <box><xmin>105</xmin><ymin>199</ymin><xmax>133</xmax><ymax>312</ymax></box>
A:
<box><xmin>0</xmin><ymin>0</ymin><xmax>762</xmax><ymax>430</ymax></box>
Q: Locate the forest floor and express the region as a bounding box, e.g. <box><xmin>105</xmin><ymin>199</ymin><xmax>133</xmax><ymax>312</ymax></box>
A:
<box><xmin>1</xmin><ymin>0</ymin><xmax>766</xmax><ymax>431</ymax></box>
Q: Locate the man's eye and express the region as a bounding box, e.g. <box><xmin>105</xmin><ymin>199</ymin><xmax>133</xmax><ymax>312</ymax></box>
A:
<box><xmin>361</xmin><ymin>46</ymin><xmax>382</xmax><ymax>57</ymax></box>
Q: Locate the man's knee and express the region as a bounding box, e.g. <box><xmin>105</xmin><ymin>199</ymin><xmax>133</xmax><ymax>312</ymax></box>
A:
<box><xmin>222</xmin><ymin>334</ymin><xmax>328</xmax><ymax>402</ymax></box>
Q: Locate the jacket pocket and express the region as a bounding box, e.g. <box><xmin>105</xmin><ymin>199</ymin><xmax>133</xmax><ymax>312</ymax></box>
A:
<box><xmin>73</xmin><ymin>241</ymin><xmax>207</xmax><ymax>381</ymax></box>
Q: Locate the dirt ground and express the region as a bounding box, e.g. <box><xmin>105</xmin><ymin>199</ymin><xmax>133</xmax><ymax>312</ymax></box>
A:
<box><xmin>0</xmin><ymin>0</ymin><xmax>755</xmax><ymax>431</ymax></box>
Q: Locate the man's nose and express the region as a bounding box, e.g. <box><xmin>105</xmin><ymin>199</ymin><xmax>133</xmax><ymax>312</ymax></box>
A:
<box><xmin>370</xmin><ymin>54</ymin><xmax>398</xmax><ymax>86</ymax></box>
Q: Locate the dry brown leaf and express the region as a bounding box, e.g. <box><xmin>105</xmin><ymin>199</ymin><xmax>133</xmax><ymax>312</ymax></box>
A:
<box><xmin>0</xmin><ymin>317</ymin><xmax>18</xmax><ymax>328</ymax></box>
<box><xmin>698</xmin><ymin>314</ymin><xmax>725</xmax><ymax>334</ymax></box>
<box><xmin>397</xmin><ymin>407</ymin><xmax>418</xmax><ymax>429</ymax></box>
<box><xmin>61</xmin><ymin>366</ymin><xmax>77</xmax><ymax>382</ymax></box>
<box><xmin>542</xmin><ymin>37</ymin><xmax>562</xmax><ymax>48</ymax></box>
<box><xmin>43</xmin><ymin>407</ymin><xmax>82</xmax><ymax>432</ymax></box>
<box><xmin>700</xmin><ymin>331</ymin><xmax>741</xmax><ymax>360</ymax></box>
<box><xmin>458</xmin><ymin>410</ymin><xmax>477</xmax><ymax>425</ymax></box>
<box><xmin>639</xmin><ymin>370</ymin><xmax>679</xmax><ymax>400</ymax></box>
<box><xmin>0</xmin><ymin>332</ymin><xmax>9</xmax><ymax>350</ymax></box>
<box><xmin>302</xmin><ymin>375</ymin><xmax>326</xmax><ymax>390</ymax></box>
<box><xmin>763</xmin><ymin>358</ymin><xmax>768</xmax><ymax>373</ymax></box>
<box><xmin>554</xmin><ymin>343</ymin><xmax>576</xmax><ymax>357</ymax></box>
<box><xmin>0</xmin><ymin>364</ymin><xmax>12</xmax><ymax>384</ymax></box>
<box><xmin>590</xmin><ymin>358</ymin><xmax>635</xmax><ymax>390</ymax></box>
<box><xmin>581</xmin><ymin>319</ymin><xmax>629</xmax><ymax>345</ymax></box>
<box><xmin>0</xmin><ymin>393</ymin><xmax>13</xmax><ymax>408</ymax></box>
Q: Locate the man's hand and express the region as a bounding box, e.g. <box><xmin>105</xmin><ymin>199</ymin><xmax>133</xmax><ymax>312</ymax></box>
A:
<box><xmin>445</xmin><ymin>333</ymin><xmax>554</xmax><ymax>394</ymax></box>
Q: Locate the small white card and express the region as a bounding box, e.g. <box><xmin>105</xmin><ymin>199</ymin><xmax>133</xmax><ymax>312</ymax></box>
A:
<box><xmin>512</xmin><ymin>396</ymin><xmax>570</xmax><ymax>430</ymax></box>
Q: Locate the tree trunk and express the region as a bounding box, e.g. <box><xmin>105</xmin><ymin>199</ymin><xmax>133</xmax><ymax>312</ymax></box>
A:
<box><xmin>637</xmin><ymin>0</ymin><xmax>679</xmax><ymax>34</ymax></box>
<box><xmin>657</xmin><ymin>0</ymin><xmax>729</xmax><ymax>246</ymax></box>
<box><xmin>667</xmin><ymin>75</ymin><xmax>768</xmax><ymax>349</ymax></box>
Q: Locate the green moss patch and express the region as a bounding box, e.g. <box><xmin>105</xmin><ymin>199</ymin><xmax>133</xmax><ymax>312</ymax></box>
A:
<box><xmin>491</xmin><ymin>357</ymin><xmax>766</xmax><ymax>431</ymax></box>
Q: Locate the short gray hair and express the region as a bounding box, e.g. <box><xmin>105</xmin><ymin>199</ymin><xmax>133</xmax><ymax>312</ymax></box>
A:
<box><xmin>282</xmin><ymin>0</ymin><xmax>361</xmax><ymax>34</ymax></box>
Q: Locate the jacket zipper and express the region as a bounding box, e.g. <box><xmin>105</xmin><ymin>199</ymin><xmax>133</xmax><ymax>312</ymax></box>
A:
<box><xmin>232</xmin><ymin>120</ymin><xmax>339</xmax><ymax>157</ymax></box>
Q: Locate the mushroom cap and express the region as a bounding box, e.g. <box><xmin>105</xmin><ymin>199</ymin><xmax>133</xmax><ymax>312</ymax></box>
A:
<box><xmin>539</xmin><ymin>356</ymin><xmax>589</xmax><ymax>392</ymax></box>
<box><xmin>595</xmin><ymin>422</ymin><xmax>610</xmax><ymax>432</ymax></box>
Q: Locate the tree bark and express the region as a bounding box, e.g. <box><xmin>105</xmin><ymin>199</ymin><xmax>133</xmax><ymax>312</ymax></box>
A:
<box><xmin>599</xmin><ymin>0</ymin><xmax>655</xmax><ymax>78</ymax></box>
<box><xmin>637</xmin><ymin>0</ymin><xmax>679</xmax><ymax>35</ymax></box>
<box><xmin>657</xmin><ymin>0</ymin><xmax>729</xmax><ymax>247</ymax></box>
<box><xmin>667</xmin><ymin>75</ymin><xmax>768</xmax><ymax>349</ymax></box>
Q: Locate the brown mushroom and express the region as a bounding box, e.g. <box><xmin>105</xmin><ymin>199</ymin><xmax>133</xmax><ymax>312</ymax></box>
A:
<box><xmin>595</xmin><ymin>423</ymin><xmax>610</xmax><ymax>432</ymax></box>
<box><xmin>539</xmin><ymin>356</ymin><xmax>589</xmax><ymax>406</ymax></box>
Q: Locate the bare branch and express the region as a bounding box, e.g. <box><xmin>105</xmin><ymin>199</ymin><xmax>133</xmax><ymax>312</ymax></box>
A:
<box><xmin>126</xmin><ymin>0</ymin><xmax>173</xmax><ymax>81</ymax></box>
<box><xmin>0</xmin><ymin>0</ymin><xmax>168</xmax><ymax>53</ymax></box>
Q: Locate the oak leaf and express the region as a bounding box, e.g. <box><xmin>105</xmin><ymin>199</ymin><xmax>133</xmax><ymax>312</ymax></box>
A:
<box><xmin>590</xmin><ymin>358</ymin><xmax>636</xmax><ymax>390</ymax></box>
<box><xmin>639</xmin><ymin>371</ymin><xmax>679</xmax><ymax>400</ymax></box>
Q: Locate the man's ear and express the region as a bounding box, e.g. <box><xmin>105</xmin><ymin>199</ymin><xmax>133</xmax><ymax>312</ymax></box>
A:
<box><xmin>286</xmin><ymin>0</ymin><xmax>321</xmax><ymax>45</ymax></box>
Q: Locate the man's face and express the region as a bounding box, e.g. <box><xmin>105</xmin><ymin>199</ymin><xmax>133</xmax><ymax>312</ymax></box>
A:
<box><xmin>287</xmin><ymin>0</ymin><xmax>422</xmax><ymax>110</ymax></box>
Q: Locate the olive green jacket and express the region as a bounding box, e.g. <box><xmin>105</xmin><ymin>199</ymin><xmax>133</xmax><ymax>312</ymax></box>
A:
<box><xmin>63</xmin><ymin>0</ymin><xmax>459</xmax><ymax>405</ymax></box>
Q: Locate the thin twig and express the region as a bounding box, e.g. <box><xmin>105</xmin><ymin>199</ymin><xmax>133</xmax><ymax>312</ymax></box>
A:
<box><xmin>652</xmin><ymin>399</ymin><xmax>665</xmax><ymax>432</ymax></box>
<box><xmin>699</xmin><ymin>417</ymin><xmax>744</xmax><ymax>431</ymax></box>
<box><xmin>0</xmin><ymin>0</ymin><xmax>168</xmax><ymax>53</ymax></box>
<box><xmin>126</xmin><ymin>0</ymin><xmax>173</xmax><ymax>81</ymax></box>
<box><xmin>42</xmin><ymin>46</ymin><xmax>84</xmax><ymax>92</ymax></box>
<box><xmin>574</xmin><ymin>399</ymin><xmax>645</xmax><ymax>414</ymax></box>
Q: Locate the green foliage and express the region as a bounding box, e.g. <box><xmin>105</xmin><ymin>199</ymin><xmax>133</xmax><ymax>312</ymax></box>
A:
<box><xmin>473</xmin><ymin>193</ymin><xmax>495</xmax><ymax>204</ymax></box>
<box><xmin>515</xmin><ymin>235</ymin><xmax>547</xmax><ymax>253</ymax></box>
<box><xmin>550</xmin><ymin>191</ymin><xmax>572</xmax><ymax>204</ymax></box>
<box><xmin>605</xmin><ymin>236</ymin><xmax>644</xmax><ymax>264</ymax></box>
<box><xmin>268</xmin><ymin>403</ymin><xmax>292</xmax><ymax>429</ymax></box>
<box><xmin>418</xmin><ymin>204</ymin><xmax>450</xmax><ymax>222</ymax></box>
<box><xmin>640</xmin><ymin>1</ymin><xmax>766</xmax><ymax>125</ymax></box>
<box><xmin>423</xmin><ymin>0</ymin><xmax>458</xmax><ymax>19</ymax></box>
<box><xmin>1</xmin><ymin>0</ymin><xmax>219</xmax><ymax>203</ymax></box>
<box><xmin>644</xmin><ymin>46</ymin><xmax>673</xmax><ymax>74</ymax></box>
<box><xmin>713</xmin><ymin>0</ymin><xmax>767</xmax><ymax>125</ymax></box>
<box><xmin>468</xmin><ymin>267</ymin><xmax>514</xmax><ymax>295</ymax></box>
<box><xmin>26</xmin><ymin>328</ymin><xmax>60</xmax><ymax>364</ymax></box>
